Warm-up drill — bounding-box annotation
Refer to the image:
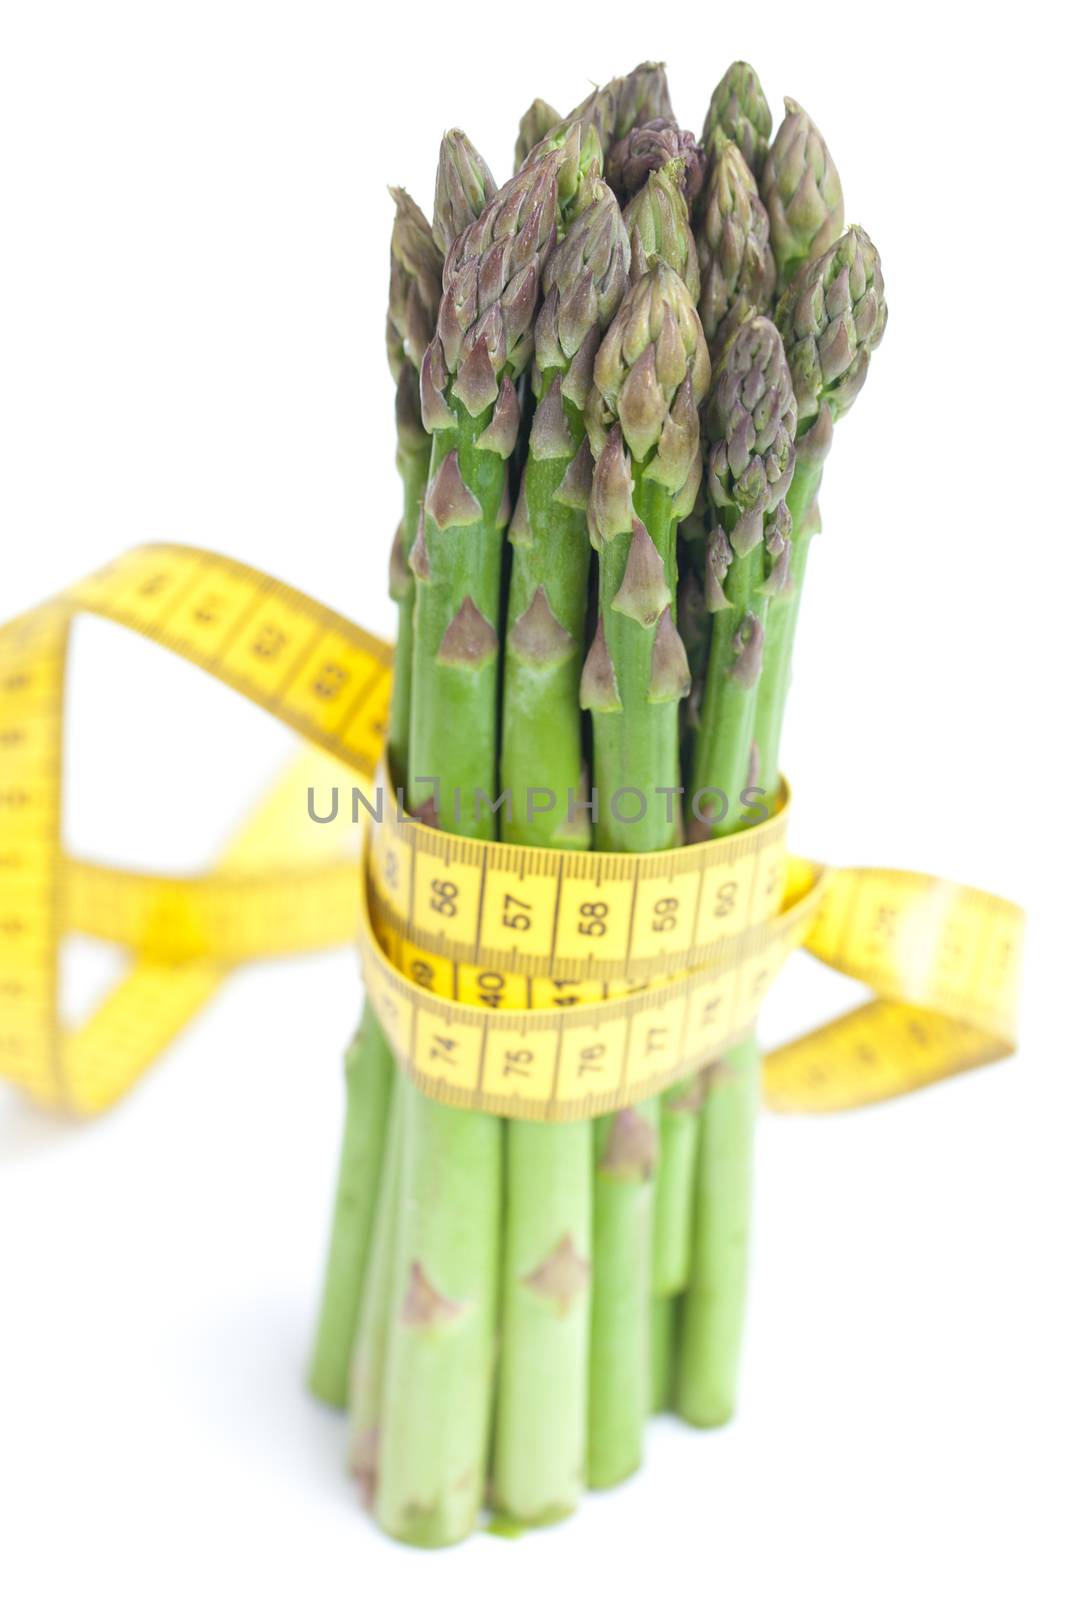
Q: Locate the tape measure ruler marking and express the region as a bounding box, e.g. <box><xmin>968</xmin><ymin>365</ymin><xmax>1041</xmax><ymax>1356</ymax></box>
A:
<box><xmin>0</xmin><ymin>544</ymin><xmax>1024</xmax><ymax>1119</ymax></box>
<box><xmin>64</xmin><ymin>543</ymin><xmax>394</xmax><ymax>774</ymax></box>
<box><xmin>367</xmin><ymin>771</ymin><xmax>790</xmax><ymax>982</ymax></box>
<box><xmin>359</xmin><ymin>855</ymin><xmax>871</xmax><ymax>1122</ymax></box>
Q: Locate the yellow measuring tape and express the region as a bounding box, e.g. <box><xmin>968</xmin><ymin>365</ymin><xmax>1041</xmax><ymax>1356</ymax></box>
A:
<box><xmin>0</xmin><ymin>544</ymin><xmax>1023</xmax><ymax>1120</ymax></box>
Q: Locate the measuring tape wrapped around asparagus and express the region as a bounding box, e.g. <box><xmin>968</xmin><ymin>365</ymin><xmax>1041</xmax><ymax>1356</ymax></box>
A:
<box><xmin>306</xmin><ymin>61</ymin><xmax>886</xmax><ymax>1546</ymax></box>
<box><xmin>0</xmin><ymin>68</ymin><xmax>1016</xmax><ymax>1535</ymax></box>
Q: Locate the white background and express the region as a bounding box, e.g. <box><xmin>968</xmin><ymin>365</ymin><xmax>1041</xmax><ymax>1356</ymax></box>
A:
<box><xmin>1</xmin><ymin>3</ymin><xmax>1062</xmax><ymax>1596</ymax></box>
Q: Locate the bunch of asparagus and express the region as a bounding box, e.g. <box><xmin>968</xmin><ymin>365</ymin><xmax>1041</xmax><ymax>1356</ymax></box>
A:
<box><xmin>310</xmin><ymin>59</ymin><xmax>887</xmax><ymax>1545</ymax></box>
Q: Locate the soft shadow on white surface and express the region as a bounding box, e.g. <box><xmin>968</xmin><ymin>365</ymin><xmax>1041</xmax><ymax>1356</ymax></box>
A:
<box><xmin>172</xmin><ymin>1288</ymin><xmax>354</xmax><ymax>1500</ymax></box>
<box><xmin>0</xmin><ymin>1093</ymin><xmax>80</xmax><ymax>1165</ymax></box>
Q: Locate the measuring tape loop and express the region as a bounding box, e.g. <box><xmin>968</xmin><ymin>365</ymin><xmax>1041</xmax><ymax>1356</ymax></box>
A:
<box><xmin>0</xmin><ymin>545</ymin><xmax>1024</xmax><ymax>1119</ymax></box>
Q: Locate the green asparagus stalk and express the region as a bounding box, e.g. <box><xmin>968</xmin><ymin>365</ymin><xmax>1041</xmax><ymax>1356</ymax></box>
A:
<box><xmin>375</xmin><ymin>149</ymin><xmax>563</xmax><ymax>1547</ymax></box>
<box><xmin>677</xmin><ymin>1035</ymin><xmax>763</xmax><ymax>1422</ymax></box>
<box><xmin>307</xmin><ymin>1016</ymin><xmax>393</xmax><ymax>1406</ymax></box>
<box><xmin>652</xmin><ymin>1067</ymin><xmax>708</xmax><ymax>1297</ymax></box>
<box><xmin>753</xmin><ymin>225</ymin><xmax>888</xmax><ymax>793</ymax></box>
<box><xmin>493</xmin><ymin>1127</ymin><xmax>592</xmax><ymax>1523</ymax></box>
<box><xmin>695</xmin><ymin>138</ymin><xmax>775</xmax><ymax>361</ymax></box>
<box><xmin>588</xmin><ymin>1104</ymin><xmax>660</xmax><ymax>1470</ymax></box>
<box><xmin>501</xmin><ymin>181</ymin><xmax>629</xmax><ymax>848</ymax></box>
<box><xmin>584</xmin><ymin>261</ymin><xmax>709</xmax><ymax>847</ymax></box>
<box><xmin>493</xmin><ymin>181</ymin><xmax>629</xmax><ymax>1525</ymax></box>
<box><xmin>689</xmin><ymin>316</ymin><xmax>796</xmax><ymax>838</ymax></box>
<box><xmin>657</xmin><ymin>316</ymin><xmax>793</xmax><ymax>1313</ymax></box>
<box><xmin>347</xmin><ymin>1080</ymin><xmax>403</xmax><ymax>1495</ymax></box>
<box><xmin>678</xmin><ymin>315</ymin><xmax>798</xmax><ymax>1429</ymax></box>
<box><xmin>385</xmin><ymin>189</ymin><xmax>444</xmax><ymax>785</ymax></box>
<box><xmin>307</xmin><ymin>189</ymin><xmax>442</xmax><ymax>1409</ymax></box>
<box><xmin>340</xmin><ymin>156</ymin><xmax>498</xmax><ymax>1487</ymax></box>
<box><xmin>582</xmin><ymin>261</ymin><xmax>710</xmax><ymax>1483</ymax></box>
<box><xmin>643</xmin><ymin>144</ymin><xmax>767</xmax><ymax>1299</ymax></box>
<box><xmin>760</xmin><ymin>98</ymin><xmax>844</xmax><ymax>286</ymax></box>
<box><xmin>700</xmin><ymin>61</ymin><xmax>773</xmax><ymax>180</ymax></box>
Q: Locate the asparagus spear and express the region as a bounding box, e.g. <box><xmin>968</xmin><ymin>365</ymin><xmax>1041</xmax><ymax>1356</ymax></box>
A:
<box><xmin>677</xmin><ymin>113</ymin><xmax>774</xmax><ymax>740</ymax></box>
<box><xmin>515</xmin><ymin>98</ymin><xmax>562</xmax><ymax>171</ymax></box>
<box><xmin>606</xmin><ymin>118</ymin><xmax>705</xmax><ymax>207</ymax></box>
<box><xmin>518</xmin><ymin>118</ymin><xmax>604</xmax><ymax>220</ymax></box>
<box><xmin>493</xmin><ymin>180</ymin><xmax>630</xmax><ymax>1525</ymax></box>
<box><xmin>677</xmin><ymin>1035</ymin><xmax>763</xmax><ymax>1422</ymax></box>
<box><xmin>584</xmin><ymin>261</ymin><xmax>709</xmax><ymax>845</ymax></box>
<box><xmin>753</xmin><ymin>224</ymin><xmax>888</xmax><ymax>794</ymax></box>
<box><xmin>307</xmin><ymin>1016</ymin><xmax>393</xmax><ymax>1407</ymax></box>
<box><xmin>760</xmin><ymin>98</ymin><xmax>844</xmax><ymax>286</ymax></box>
<box><xmin>385</xmin><ymin>190</ymin><xmax>445</xmax><ymax>785</ymax></box>
<box><xmin>622</xmin><ymin>158</ymin><xmax>701</xmax><ymax>301</ymax></box>
<box><xmin>375</xmin><ymin>151</ymin><xmax>562</xmax><ymax>1548</ymax></box>
<box><xmin>689</xmin><ymin>316</ymin><xmax>796</xmax><ymax>838</ymax></box>
<box><xmin>347</xmin><ymin>1078</ymin><xmax>403</xmax><ymax>1494</ymax></box>
<box><xmin>501</xmin><ymin>181</ymin><xmax>629</xmax><ymax>850</ymax></box>
<box><xmin>677</xmin><ymin>315</ymin><xmax>798</xmax><ymax>1430</ymax></box>
<box><xmin>432</xmin><ymin>128</ymin><xmax>498</xmax><ymax>256</ymax></box>
<box><xmin>581</xmin><ymin>261</ymin><xmax>710</xmax><ymax>1484</ymax></box>
<box><xmin>344</xmin><ymin>177</ymin><xmax>486</xmax><ymax>1481</ymax></box>
<box><xmin>612</xmin><ymin>61</ymin><xmax>673</xmax><ymax>136</ymax></box>
<box><xmin>695</xmin><ymin>138</ymin><xmax>775</xmax><ymax>361</ymax></box>
<box><xmin>668</xmin><ymin>136</ymin><xmax>775</xmax><ymax>936</ymax></box>
<box><xmin>700</xmin><ymin>61</ymin><xmax>773</xmax><ymax>180</ymax></box>
<box><xmin>567</xmin><ymin>60</ymin><xmax>674</xmax><ymax>149</ymax></box>
<box><xmin>307</xmin><ymin>189</ymin><xmax>442</xmax><ymax>1409</ymax></box>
